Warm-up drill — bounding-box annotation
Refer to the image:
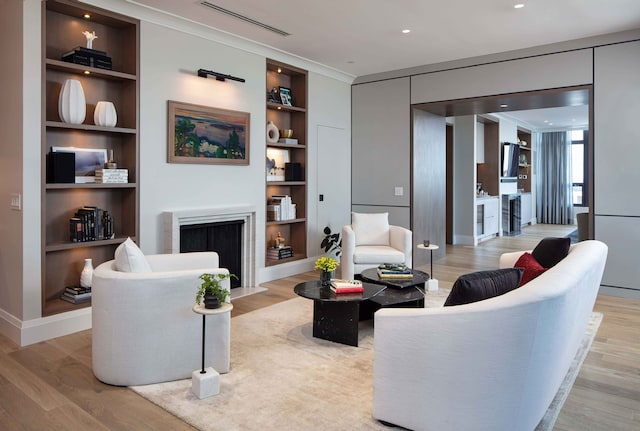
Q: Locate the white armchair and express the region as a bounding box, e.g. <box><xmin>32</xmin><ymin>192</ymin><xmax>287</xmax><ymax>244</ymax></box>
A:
<box><xmin>341</xmin><ymin>212</ymin><xmax>412</xmax><ymax>280</ymax></box>
<box><xmin>92</xmin><ymin>248</ymin><xmax>231</xmax><ymax>386</ymax></box>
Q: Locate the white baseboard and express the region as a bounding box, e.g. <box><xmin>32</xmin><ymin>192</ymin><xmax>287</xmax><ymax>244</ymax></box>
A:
<box><xmin>258</xmin><ymin>257</ymin><xmax>315</xmax><ymax>283</ymax></box>
<box><xmin>0</xmin><ymin>306</ymin><xmax>92</xmax><ymax>347</ymax></box>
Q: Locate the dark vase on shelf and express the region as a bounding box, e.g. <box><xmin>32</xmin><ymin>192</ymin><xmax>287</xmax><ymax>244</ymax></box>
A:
<box><xmin>204</xmin><ymin>292</ymin><xmax>220</xmax><ymax>309</ymax></box>
<box><xmin>320</xmin><ymin>270</ymin><xmax>333</xmax><ymax>286</ymax></box>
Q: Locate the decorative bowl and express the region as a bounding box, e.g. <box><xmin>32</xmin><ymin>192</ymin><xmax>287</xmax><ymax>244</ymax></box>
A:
<box><xmin>279</xmin><ymin>129</ymin><xmax>294</xmax><ymax>138</ymax></box>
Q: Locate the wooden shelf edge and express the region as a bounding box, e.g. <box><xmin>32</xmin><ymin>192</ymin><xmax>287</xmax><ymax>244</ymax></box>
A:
<box><xmin>43</xmin><ymin>297</ymin><xmax>91</xmax><ymax>317</ymax></box>
<box><xmin>267</xmin><ymin>142</ymin><xmax>306</xmax><ymax>149</ymax></box>
<box><xmin>46</xmin><ymin>58</ymin><xmax>136</xmax><ymax>81</ymax></box>
<box><xmin>266</xmin><ymin>102</ymin><xmax>306</xmax><ymax>113</ymax></box>
<box><xmin>46</xmin><ymin>182</ymin><xmax>136</xmax><ymax>190</ymax></box>
<box><xmin>266</xmin><ymin>181</ymin><xmax>306</xmax><ymax>186</ymax></box>
<box><xmin>265</xmin><ymin>254</ymin><xmax>306</xmax><ymax>267</ymax></box>
<box><xmin>266</xmin><ymin>218</ymin><xmax>306</xmax><ymax>226</ymax></box>
<box><xmin>45</xmin><ymin>121</ymin><xmax>136</xmax><ymax>134</ymax></box>
<box><xmin>45</xmin><ymin>236</ymin><xmax>131</xmax><ymax>252</ymax></box>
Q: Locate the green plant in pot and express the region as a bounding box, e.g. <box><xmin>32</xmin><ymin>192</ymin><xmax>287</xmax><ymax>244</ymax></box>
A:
<box><xmin>315</xmin><ymin>256</ymin><xmax>339</xmax><ymax>286</ymax></box>
<box><xmin>196</xmin><ymin>272</ymin><xmax>236</xmax><ymax>309</ymax></box>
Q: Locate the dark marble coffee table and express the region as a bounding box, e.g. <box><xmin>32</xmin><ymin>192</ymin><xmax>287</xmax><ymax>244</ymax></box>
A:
<box><xmin>360</xmin><ymin>268</ymin><xmax>430</xmax><ymax>309</ymax></box>
<box><xmin>294</xmin><ymin>280</ymin><xmax>385</xmax><ymax>347</ymax></box>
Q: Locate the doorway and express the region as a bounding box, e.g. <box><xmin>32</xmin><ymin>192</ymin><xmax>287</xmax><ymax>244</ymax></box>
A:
<box><xmin>413</xmin><ymin>85</ymin><xmax>592</xmax><ymax>244</ymax></box>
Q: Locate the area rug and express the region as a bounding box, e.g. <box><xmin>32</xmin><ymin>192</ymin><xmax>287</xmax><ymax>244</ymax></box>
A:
<box><xmin>131</xmin><ymin>290</ymin><xmax>601</xmax><ymax>431</ymax></box>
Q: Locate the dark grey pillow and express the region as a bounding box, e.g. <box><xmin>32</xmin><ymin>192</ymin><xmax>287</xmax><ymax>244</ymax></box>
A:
<box><xmin>531</xmin><ymin>237</ymin><xmax>571</xmax><ymax>268</ymax></box>
<box><xmin>444</xmin><ymin>268</ymin><xmax>524</xmax><ymax>307</ymax></box>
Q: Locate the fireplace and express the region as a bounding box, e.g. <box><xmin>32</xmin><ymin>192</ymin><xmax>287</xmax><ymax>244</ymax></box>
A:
<box><xmin>180</xmin><ymin>220</ymin><xmax>244</xmax><ymax>288</ymax></box>
<box><xmin>163</xmin><ymin>205</ymin><xmax>256</xmax><ymax>289</ymax></box>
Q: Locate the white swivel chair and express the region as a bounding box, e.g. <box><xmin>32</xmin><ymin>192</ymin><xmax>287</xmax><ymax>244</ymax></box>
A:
<box><xmin>341</xmin><ymin>212</ymin><xmax>412</xmax><ymax>280</ymax></box>
<box><xmin>92</xmin><ymin>238</ymin><xmax>231</xmax><ymax>386</ymax></box>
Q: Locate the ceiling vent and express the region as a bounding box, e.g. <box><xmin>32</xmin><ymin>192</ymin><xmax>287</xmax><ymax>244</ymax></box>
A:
<box><xmin>200</xmin><ymin>2</ymin><xmax>290</xmax><ymax>37</ymax></box>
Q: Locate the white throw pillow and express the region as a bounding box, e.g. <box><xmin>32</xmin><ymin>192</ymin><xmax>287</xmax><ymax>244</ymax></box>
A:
<box><xmin>114</xmin><ymin>237</ymin><xmax>152</xmax><ymax>273</ymax></box>
<box><xmin>352</xmin><ymin>212</ymin><xmax>390</xmax><ymax>246</ymax></box>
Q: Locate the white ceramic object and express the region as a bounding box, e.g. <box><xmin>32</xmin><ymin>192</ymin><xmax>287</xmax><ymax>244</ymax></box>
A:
<box><xmin>94</xmin><ymin>101</ymin><xmax>118</xmax><ymax>127</ymax></box>
<box><xmin>80</xmin><ymin>258</ymin><xmax>94</xmax><ymax>288</ymax></box>
<box><xmin>266</xmin><ymin>121</ymin><xmax>279</xmax><ymax>143</ymax></box>
<box><xmin>58</xmin><ymin>79</ymin><xmax>86</xmax><ymax>124</ymax></box>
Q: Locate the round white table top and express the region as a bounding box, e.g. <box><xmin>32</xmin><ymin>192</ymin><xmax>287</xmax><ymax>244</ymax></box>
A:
<box><xmin>417</xmin><ymin>243</ymin><xmax>439</xmax><ymax>251</ymax></box>
<box><xmin>192</xmin><ymin>302</ymin><xmax>233</xmax><ymax>315</ymax></box>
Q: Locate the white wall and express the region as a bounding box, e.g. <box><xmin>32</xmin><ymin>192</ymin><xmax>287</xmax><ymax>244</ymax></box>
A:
<box><xmin>138</xmin><ymin>22</ymin><xmax>266</xmax><ymax>256</ymax></box>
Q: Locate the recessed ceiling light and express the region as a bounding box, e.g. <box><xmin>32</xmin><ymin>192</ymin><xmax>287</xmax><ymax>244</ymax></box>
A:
<box><xmin>543</xmin><ymin>120</ymin><xmax>549</xmax><ymax>123</ymax></box>
<box><xmin>402</xmin><ymin>29</ymin><xmax>411</xmax><ymax>34</ymax></box>
<box><xmin>83</xmin><ymin>13</ymin><xmax>91</xmax><ymax>19</ymax></box>
<box><xmin>500</xmin><ymin>104</ymin><xmax>508</xmax><ymax>108</ymax></box>
<box><xmin>514</xmin><ymin>3</ymin><xmax>525</xmax><ymax>9</ymax></box>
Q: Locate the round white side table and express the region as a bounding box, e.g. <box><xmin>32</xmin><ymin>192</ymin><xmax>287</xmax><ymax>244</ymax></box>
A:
<box><xmin>191</xmin><ymin>302</ymin><xmax>233</xmax><ymax>399</ymax></box>
<box><xmin>417</xmin><ymin>243</ymin><xmax>440</xmax><ymax>292</ymax></box>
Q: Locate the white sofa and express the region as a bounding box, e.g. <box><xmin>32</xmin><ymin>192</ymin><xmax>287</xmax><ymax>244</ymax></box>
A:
<box><xmin>341</xmin><ymin>212</ymin><xmax>412</xmax><ymax>280</ymax></box>
<box><xmin>92</xmin><ymin>251</ymin><xmax>231</xmax><ymax>386</ymax></box>
<box><xmin>373</xmin><ymin>240</ymin><xmax>608</xmax><ymax>431</ymax></box>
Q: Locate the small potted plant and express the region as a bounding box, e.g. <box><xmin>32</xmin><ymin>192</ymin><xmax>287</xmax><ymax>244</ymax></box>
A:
<box><xmin>315</xmin><ymin>256</ymin><xmax>339</xmax><ymax>286</ymax></box>
<box><xmin>196</xmin><ymin>273</ymin><xmax>236</xmax><ymax>309</ymax></box>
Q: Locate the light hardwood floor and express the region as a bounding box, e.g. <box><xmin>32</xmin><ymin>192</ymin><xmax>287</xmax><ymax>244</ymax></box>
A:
<box><xmin>1</xmin><ymin>224</ymin><xmax>638</xmax><ymax>430</ymax></box>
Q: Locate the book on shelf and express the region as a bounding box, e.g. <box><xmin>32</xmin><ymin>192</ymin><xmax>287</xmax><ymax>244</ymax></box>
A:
<box><xmin>69</xmin><ymin>206</ymin><xmax>114</xmax><ymax>242</ymax></box>
<box><xmin>60</xmin><ymin>289</ymin><xmax>92</xmax><ymax>304</ymax></box>
<box><xmin>267</xmin><ymin>195</ymin><xmax>296</xmax><ymax>221</ymax></box>
<box><xmin>267</xmin><ymin>246</ymin><xmax>294</xmax><ymax>259</ymax></box>
<box><xmin>65</xmin><ymin>285</ymin><xmax>91</xmax><ymax>295</ymax></box>
<box><xmin>330</xmin><ymin>279</ymin><xmax>364</xmax><ymax>293</ymax></box>
<box><xmin>95</xmin><ymin>168</ymin><xmax>128</xmax><ymax>184</ymax></box>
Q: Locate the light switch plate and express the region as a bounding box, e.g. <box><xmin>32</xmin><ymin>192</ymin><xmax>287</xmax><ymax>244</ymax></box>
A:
<box><xmin>394</xmin><ymin>187</ymin><xmax>403</xmax><ymax>196</ymax></box>
<box><xmin>10</xmin><ymin>193</ymin><xmax>21</xmax><ymax>211</ymax></box>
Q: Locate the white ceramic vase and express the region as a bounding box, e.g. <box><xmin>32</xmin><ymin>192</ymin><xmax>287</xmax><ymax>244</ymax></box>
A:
<box><xmin>94</xmin><ymin>101</ymin><xmax>118</xmax><ymax>127</ymax></box>
<box><xmin>80</xmin><ymin>258</ymin><xmax>94</xmax><ymax>288</ymax></box>
<box><xmin>266</xmin><ymin>120</ymin><xmax>279</xmax><ymax>143</ymax></box>
<box><xmin>58</xmin><ymin>79</ymin><xmax>86</xmax><ymax>124</ymax></box>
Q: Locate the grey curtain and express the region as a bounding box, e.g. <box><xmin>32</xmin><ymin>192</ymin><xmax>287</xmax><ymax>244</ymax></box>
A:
<box><xmin>536</xmin><ymin>131</ymin><xmax>574</xmax><ymax>224</ymax></box>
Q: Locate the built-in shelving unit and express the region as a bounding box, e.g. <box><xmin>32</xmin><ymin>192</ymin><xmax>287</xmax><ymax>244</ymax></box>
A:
<box><xmin>265</xmin><ymin>59</ymin><xmax>308</xmax><ymax>266</ymax></box>
<box><xmin>42</xmin><ymin>0</ymin><xmax>139</xmax><ymax>316</ymax></box>
<box><xmin>517</xmin><ymin>130</ymin><xmax>532</xmax><ymax>192</ymax></box>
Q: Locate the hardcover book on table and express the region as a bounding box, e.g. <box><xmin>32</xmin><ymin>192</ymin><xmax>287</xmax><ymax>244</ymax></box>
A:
<box><xmin>330</xmin><ymin>279</ymin><xmax>364</xmax><ymax>293</ymax></box>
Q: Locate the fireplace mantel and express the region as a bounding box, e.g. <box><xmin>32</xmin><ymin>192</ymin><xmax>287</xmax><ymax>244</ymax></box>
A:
<box><xmin>163</xmin><ymin>205</ymin><xmax>257</xmax><ymax>289</ymax></box>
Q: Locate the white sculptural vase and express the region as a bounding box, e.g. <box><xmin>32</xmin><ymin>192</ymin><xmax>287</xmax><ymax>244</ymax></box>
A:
<box><xmin>80</xmin><ymin>258</ymin><xmax>94</xmax><ymax>288</ymax></box>
<box><xmin>266</xmin><ymin>120</ymin><xmax>279</xmax><ymax>143</ymax></box>
<box><xmin>58</xmin><ymin>79</ymin><xmax>86</xmax><ymax>124</ymax></box>
<box><xmin>94</xmin><ymin>101</ymin><xmax>118</xmax><ymax>127</ymax></box>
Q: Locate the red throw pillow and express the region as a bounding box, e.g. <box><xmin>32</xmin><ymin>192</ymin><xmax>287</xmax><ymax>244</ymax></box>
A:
<box><xmin>514</xmin><ymin>252</ymin><xmax>548</xmax><ymax>286</ymax></box>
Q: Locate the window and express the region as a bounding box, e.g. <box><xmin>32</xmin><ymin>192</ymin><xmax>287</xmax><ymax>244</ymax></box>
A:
<box><xmin>571</xmin><ymin>129</ymin><xmax>587</xmax><ymax>206</ymax></box>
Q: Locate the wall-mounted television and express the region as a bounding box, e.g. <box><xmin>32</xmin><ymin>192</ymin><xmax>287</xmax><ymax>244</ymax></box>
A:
<box><xmin>501</xmin><ymin>142</ymin><xmax>520</xmax><ymax>178</ymax></box>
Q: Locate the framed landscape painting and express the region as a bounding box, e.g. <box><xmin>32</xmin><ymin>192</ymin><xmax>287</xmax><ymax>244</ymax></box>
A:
<box><xmin>168</xmin><ymin>100</ymin><xmax>250</xmax><ymax>165</ymax></box>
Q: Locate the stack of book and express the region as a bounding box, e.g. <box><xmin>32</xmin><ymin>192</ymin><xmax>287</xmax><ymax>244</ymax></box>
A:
<box><xmin>267</xmin><ymin>246</ymin><xmax>294</xmax><ymax>260</ymax></box>
<box><xmin>377</xmin><ymin>263</ymin><xmax>413</xmax><ymax>279</ymax></box>
<box><xmin>330</xmin><ymin>279</ymin><xmax>364</xmax><ymax>294</ymax></box>
<box><xmin>69</xmin><ymin>206</ymin><xmax>114</xmax><ymax>242</ymax></box>
<box><xmin>60</xmin><ymin>285</ymin><xmax>92</xmax><ymax>304</ymax></box>
<box><xmin>61</xmin><ymin>46</ymin><xmax>112</xmax><ymax>70</ymax></box>
<box><xmin>95</xmin><ymin>168</ymin><xmax>128</xmax><ymax>184</ymax></box>
<box><xmin>267</xmin><ymin>195</ymin><xmax>296</xmax><ymax>221</ymax></box>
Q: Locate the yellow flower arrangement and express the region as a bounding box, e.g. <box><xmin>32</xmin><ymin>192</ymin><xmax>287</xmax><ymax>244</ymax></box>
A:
<box><xmin>315</xmin><ymin>256</ymin><xmax>339</xmax><ymax>272</ymax></box>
